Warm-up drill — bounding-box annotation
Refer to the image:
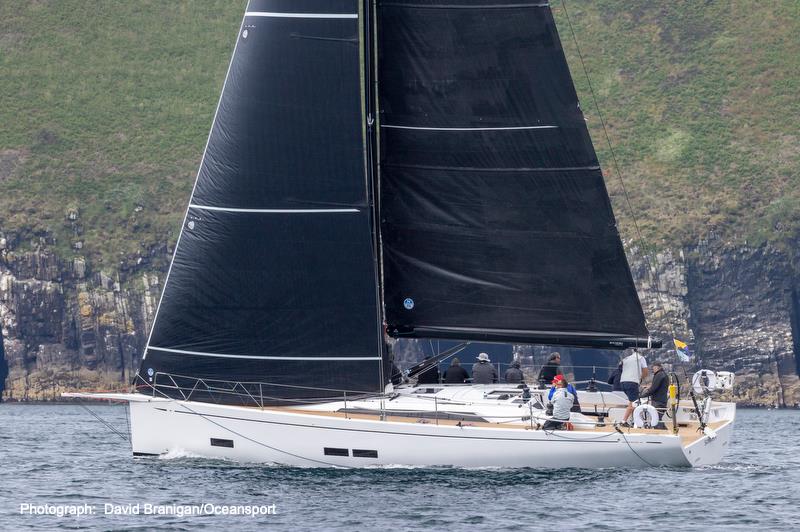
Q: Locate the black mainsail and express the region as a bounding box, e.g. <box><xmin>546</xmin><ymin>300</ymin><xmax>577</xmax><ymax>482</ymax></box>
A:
<box><xmin>377</xmin><ymin>0</ymin><xmax>653</xmax><ymax>349</ymax></box>
<box><xmin>138</xmin><ymin>0</ymin><xmax>385</xmax><ymax>403</ymax></box>
<box><xmin>137</xmin><ymin>0</ymin><xmax>657</xmax><ymax>404</ymax></box>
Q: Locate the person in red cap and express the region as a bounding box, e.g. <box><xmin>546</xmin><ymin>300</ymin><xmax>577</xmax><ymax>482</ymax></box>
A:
<box><xmin>547</xmin><ymin>374</ymin><xmax>581</xmax><ymax>412</ymax></box>
<box><xmin>544</xmin><ymin>377</ymin><xmax>574</xmax><ymax>430</ymax></box>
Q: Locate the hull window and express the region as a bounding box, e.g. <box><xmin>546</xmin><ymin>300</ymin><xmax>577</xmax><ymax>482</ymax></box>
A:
<box><xmin>323</xmin><ymin>447</ymin><xmax>349</xmax><ymax>457</ymax></box>
<box><xmin>352</xmin><ymin>449</ymin><xmax>378</xmax><ymax>458</ymax></box>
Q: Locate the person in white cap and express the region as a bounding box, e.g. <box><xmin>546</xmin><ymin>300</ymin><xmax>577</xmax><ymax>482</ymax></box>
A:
<box><xmin>472</xmin><ymin>352</ymin><xmax>498</xmax><ymax>384</ymax></box>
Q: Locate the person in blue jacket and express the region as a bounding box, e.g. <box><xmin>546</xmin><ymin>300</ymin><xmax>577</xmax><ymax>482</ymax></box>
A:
<box><xmin>548</xmin><ymin>374</ymin><xmax>581</xmax><ymax>412</ymax></box>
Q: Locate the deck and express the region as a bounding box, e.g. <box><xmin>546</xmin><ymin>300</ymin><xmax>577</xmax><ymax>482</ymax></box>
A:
<box><xmin>268</xmin><ymin>406</ymin><xmax>725</xmax><ymax>447</ymax></box>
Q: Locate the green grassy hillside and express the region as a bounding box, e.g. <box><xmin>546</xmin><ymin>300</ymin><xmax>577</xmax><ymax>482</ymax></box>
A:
<box><xmin>1</xmin><ymin>1</ymin><xmax>798</xmax><ymax>264</ymax></box>
<box><xmin>0</xmin><ymin>1</ymin><xmax>239</xmax><ymax>263</ymax></box>
<box><xmin>556</xmin><ymin>0</ymin><xmax>800</xmax><ymax>246</ymax></box>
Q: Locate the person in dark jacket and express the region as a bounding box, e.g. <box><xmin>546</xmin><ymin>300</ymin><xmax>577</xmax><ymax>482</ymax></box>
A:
<box><xmin>639</xmin><ymin>362</ymin><xmax>668</xmax><ymax>409</ymax></box>
<box><xmin>472</xmin><ymin>353</ymin><xmax>498</xmax><ymax>384</ymax></box>
<box><xmin>443</xmin><ymin>357</ymin><xmax>470</xmax><ymax>384</ymax></box>
<box><xmin>416</xmin><ymin>356</ymin><xmax>440</xmax><ymax>384</ymax></box>
<box><xmin>607</xmin><ymin>360</ymin><xmax>623</xmax><ymax>391</ymax></box>
<box><xmin>537</xmin><ymin>352</ymin><xmax>561</xmax><ymax>387</ymax></box>
<box><xmin>504</xmin><ymin>360</ymin><xmax>524</xmax><ymax>384</ymax></box>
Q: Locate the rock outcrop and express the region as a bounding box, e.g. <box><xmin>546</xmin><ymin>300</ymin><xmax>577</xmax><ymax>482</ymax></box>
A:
<box><xmin>1</xmin><ymin>233</ymin><xmax>798</xmax><ymax>406</ymax></box>
<box><xmin>0</xmin><ymin>240</ymin><xmax>161</xmax><ymax>401</ymax></box>
<box><xmin>630</xmin><ymin>236</ymin><xmax>799</xmax><ymax>406</ymax></box>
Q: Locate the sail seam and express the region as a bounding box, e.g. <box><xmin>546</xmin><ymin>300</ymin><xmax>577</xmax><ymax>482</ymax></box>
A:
<box><xmin>148</xmin><ymin>346</ymin><xmax>381</xmax><ymax>361</ymax></box>
<box><xmin>409</xmin><ymin>327</ymin><xmax>640</xmax><ymax>338</ymax></box>
<box><xmin>189</xmin><ymin>204</ymin><xmax>360</xmax><ymax>214</ymax></box>
<box><xmin>245</xmin><ymin>12</ymin><xmax>359</xmax><ymax>19</ymax></box>
<box><xmin>382</xmin><ymin>124</ymin><xmax>557</xmax><ymax>131</ymax></box>
<box><xmin>383</xmin><ymin>162</ymin><xmax>601</xmax><ymax>172</ymax></box>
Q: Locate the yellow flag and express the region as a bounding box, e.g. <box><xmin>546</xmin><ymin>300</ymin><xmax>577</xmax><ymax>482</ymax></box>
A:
<box><xmin>673</xmin><ymin>339</ymin><xmax>687</xmax><ymax>350</ymax></box>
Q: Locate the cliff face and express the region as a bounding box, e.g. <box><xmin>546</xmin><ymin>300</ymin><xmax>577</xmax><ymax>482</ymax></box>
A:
<box><xmin>1</xmin><ymin>234</ymin><xmax>798</xmax><ymax>405</ymax></box>
<box><xmin>631</xmin><ymin>237</ymin><xmax>800</xmax><ymax>407</ymax></box>
<box><xmin>0</xmin><ymin>237</ymin><xmax>162</xmax><ymax>400</ymax></box>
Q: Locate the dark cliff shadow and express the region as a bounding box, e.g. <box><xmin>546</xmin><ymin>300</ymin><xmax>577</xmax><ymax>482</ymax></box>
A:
<box><xmin>0</xmin><ymin>326</ymin><xmax>7</xmax><ymax>402</ymax></box>
<box><xmin>789</xmin><ymin>287</ymin><xmax>800</xmax><ymax>378</ymax></box>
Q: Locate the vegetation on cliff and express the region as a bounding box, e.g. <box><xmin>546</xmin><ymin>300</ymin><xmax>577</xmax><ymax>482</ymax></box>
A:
<box><xmin>0</xmin><ymin>1</ymin><xmax>238</xmax><ymax>265</ymax></box>
<box><xmin>1</xmin><ymin>1</ymin><xmax>798</xmax><ymax>261</ymax></box>
<box><xmin>559</xmin><ymin>1</ymin><xmax>800</xmax><ymax>247</ymax></box>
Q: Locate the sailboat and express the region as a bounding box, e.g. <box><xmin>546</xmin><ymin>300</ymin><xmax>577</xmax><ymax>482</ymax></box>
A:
<box><xmin>66</xmin><ymin>0</ymin><xmax>735</xmax><ymax>467</ymax></box>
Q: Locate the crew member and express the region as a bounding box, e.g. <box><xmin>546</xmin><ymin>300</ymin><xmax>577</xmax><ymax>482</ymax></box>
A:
<box><xmin>537</xmin><ymin>352</ymin><xmax>561</xmax><ymax>387</ymax></box>
<box><xmin>607</xmin><ymin>360</ymin><xmax>623</xmax><ymax>391</ymax></box>
<box><xmin>620</xmin><ymin>350</ymin><xmax>648</xmax><ymax>426</ymax></box>
<box><xmin>443</xmin><ymin>357</ymin><xmax>470</xmax><ymax>384</ymax></box>
<box><xmin>640</xmin><ymin>361</ymin><xmax>668</xmax><ymax>413</ymax></box>
<box><xmin>547</xmin><ymin>374</ymin><xmax>581</xmax><ymax>412</ymax></box>
<box><xmin>472</xmin><ymin>353</ymin><xmax>498</xmax><ymax>384</ymax></box>
<box><xmin>416</xmin><ymin>356</ymin><xmax>440</xmax><ymax>384</ymax></box>
<box><xmin>544</xmin><ymin>377</ymin><xmax>573</xmax><ymax>430</ymax></box>
<box><xmin>504</xmin><ymin>360</ymin><xmax>524</xmax><ymax>384</ymax></box>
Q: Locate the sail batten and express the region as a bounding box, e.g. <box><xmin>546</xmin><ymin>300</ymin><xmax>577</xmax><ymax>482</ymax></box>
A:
<box><xmin>244</xmin><ymin>12</ymin><xmax>359</xmax><ymax>18</ymax></box>
<box><xmin>379</xmin><ymin>2</ymin><xmax>551</xmax><ymax>8</ymax></box>
<box><xmin>189</xmin><ymin>204</ymin><xmax>361</xmax><ymax>214</ymax></box>
<box><xmin>148</xmin><ymin>346</ymin><xmax>381</xmax><ymax>361</ymax></box>
<box><xmin>382</xmin><ymin>163</ymin><xmax>602</xmax><ymax>173</ymax></box>
<box><xmin>381</xmin><ymin>125</ymin><xmax>559</xmax><ymax>131</ymax></box>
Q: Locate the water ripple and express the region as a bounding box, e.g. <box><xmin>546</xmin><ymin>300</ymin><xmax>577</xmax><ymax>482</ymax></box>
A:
<box><xmin>2</xmin><ymin>405</ymin><xmax>799</xmax><ymax>531</ymax></box>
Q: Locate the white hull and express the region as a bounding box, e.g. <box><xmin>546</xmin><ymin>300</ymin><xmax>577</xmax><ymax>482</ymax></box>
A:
<box><xmin>67</xmin><ymin>393</ymin><xmax>734</xmax><ymax>468</ymax></box>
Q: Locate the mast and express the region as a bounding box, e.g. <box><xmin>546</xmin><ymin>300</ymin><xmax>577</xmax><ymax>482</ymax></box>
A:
<box><xmin>362</xmin><ymin>0</ymin><xmax>390</xmax><ymax>388</ymax></box>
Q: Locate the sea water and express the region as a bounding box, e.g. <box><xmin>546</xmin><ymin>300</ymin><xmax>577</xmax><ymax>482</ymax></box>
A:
<box><xmin>1</xmin><ymin>404</ymin><xmax>798</xmax><ymax>530</ymax></box>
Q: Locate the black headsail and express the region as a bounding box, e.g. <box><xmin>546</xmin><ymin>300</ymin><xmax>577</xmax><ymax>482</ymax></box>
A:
<box><xmin>376</xmin><ymin>0</ymin><xmax>656</xmax><ymax>349</ymax></box>
<box><xmin>137</xmin><ymin>0</ymin><xmax>386</xmax><ymax>404</ymax></box>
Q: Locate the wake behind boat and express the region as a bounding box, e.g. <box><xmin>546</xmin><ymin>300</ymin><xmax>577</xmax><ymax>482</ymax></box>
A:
<box><xmin>67</xmin><ymin>0</ymin><xmax>736</xmax><ymax>468</ymax></box>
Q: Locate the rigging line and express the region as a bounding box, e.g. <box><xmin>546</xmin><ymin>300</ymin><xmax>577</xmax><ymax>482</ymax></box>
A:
<box><xmin>540</xmin><ymin>426</ymin><xmax>620</xmax><ymax>441</ymax></box>
<box><xmin>527</xmin><ymin>411</ymin><xmax>617</xmax><ymax>432</ymax></box>
<box><xmin>407</xmin><ymin>343</ymin><xmax>470</xmax><ymax>379</ymax></box>
<box><xmin>558</xmin><ymin>0</ymin><xmax>671</xmax><ymax>337</ymax></box>
<box><xmin>141</xmin><ymin>382</ymin><xmax>353</xmax><ymax>468</ymax></box>
<box><xmin>124</xmin><ymin>402</ymin><xmax>132</xmax><ymax>451</ymax></box>
<box><xmin>614</xmin><ymin>424</ymin><xmax>659</xmax><ymax>467</ymax></box>
<box><xmin>77</xmin><ymin>400</ymin><xmax>129</xmax><ymax>442</ymax></box>
<box><xmin>150</xmin><ymin>371</ymin><xmax>387</xmax><ymax>395</ymax></box>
